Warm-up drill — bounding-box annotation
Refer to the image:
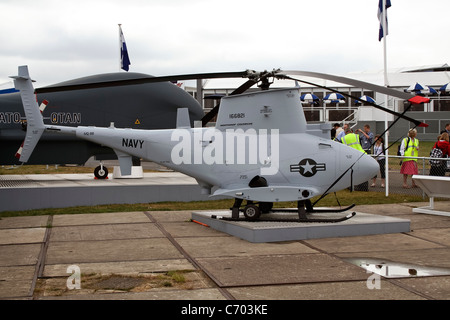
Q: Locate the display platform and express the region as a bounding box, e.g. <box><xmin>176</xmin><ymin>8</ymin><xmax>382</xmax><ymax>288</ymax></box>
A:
<box><xmin>191</xmin><ymin>210</ymin><xmax>411</xmax><ymax>243</ymax></box>
<box><xmin>0</xmin><ymin>172</ymin><xmax>224</xmax><ymax>212</ymax></box>
<box><xmin>412</xmin><ymin>175</ymin><xmax>450</xmax><ymax>217</ymax></box>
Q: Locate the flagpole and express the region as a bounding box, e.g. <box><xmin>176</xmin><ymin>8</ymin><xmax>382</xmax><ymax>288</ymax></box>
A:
<box><xmin>382</xmin><ymin>0</ymin><xmax>389</xmax><ymax>88</ymax></box>
<box><xmin>118</xmin><ymin>24</ymin><xmax>122</xmax><ymax>71</ymax></box>
<box><xmin>382</xmin><ymin>0</ymin><xmax>390</xmax><ymax>197</ymax></box>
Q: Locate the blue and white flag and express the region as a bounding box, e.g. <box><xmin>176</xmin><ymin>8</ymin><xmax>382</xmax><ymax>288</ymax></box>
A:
<box><xmin>378</xmin><ymin>0</ymin><xmax>391</xmax><ymax>41</ymax></box>
<box><xmin>119</xmin><ymin>25</ymin><xmax>131</xmax><ymax>71</ymax></box>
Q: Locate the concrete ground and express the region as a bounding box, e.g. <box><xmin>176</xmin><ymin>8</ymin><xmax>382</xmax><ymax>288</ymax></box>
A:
<box><xmin>0</xmin><ymin>201</ymin><xmax>450</xmax><ymax>300</ymax></box>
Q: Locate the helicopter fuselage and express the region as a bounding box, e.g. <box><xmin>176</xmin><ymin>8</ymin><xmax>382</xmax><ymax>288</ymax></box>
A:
<box><xmin>43</xmin><ymin>87</ymin><xmax>379</xmax><ymax>202</ymax></box>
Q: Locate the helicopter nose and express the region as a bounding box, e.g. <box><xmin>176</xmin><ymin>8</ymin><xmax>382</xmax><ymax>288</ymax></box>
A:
<box><xmin>359</xmin><ymin>153</ymin><xmax>379</xmax><ymax>181</ymax></box>
<box><xmin>347</xmin><ymin>152</ymin><xmax>380</xmax><ymax>187</ymax></box>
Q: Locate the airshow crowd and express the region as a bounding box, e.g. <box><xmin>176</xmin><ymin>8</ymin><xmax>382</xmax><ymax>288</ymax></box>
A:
<box><xmin>331</xmin><ymin>122</ymin><xmax>450</xmax><ymax>189</ymax></box>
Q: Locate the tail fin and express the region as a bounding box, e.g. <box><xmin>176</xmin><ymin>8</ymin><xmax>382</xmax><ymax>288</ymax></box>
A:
<box><xmin>10</xmin><ymin>66</ymin><xmax>45</xmax><ymax>163</ymax></box>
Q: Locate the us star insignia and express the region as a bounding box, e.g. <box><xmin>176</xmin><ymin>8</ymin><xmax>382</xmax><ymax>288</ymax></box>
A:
<box><xmin>290</xmin><ymin>158</ymin><xmax>326</xmax><ymax>177</ymax></box>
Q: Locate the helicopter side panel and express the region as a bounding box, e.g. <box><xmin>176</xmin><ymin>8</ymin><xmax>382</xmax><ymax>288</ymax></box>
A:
<box><xmin>280</xmin><ymin>134</ymin><xmax>337</xmax><ymax>188</ymax></box>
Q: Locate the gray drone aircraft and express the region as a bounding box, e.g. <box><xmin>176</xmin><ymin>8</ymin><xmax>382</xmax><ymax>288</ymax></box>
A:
<box><xmin>11</xmin><ymin>66</ymin><xmax>429</xmax><ymax>222</ymax></box>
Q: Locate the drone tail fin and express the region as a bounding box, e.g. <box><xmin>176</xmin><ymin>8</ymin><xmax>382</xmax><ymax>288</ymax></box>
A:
<box><xmin>11</xmin><ymin>66</ymin><xmax>45</xmax><ymax>163</ymax></box>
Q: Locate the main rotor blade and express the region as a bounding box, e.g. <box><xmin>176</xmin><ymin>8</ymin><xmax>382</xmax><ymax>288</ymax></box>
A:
<box><xmin>283</xmin><ymin>74</ymin><xmax>428</xmax><ymax>127</ymax></box>
<box><xmin>282</xmin><ymin>70</ymin><xmax>414</xmax><ymax>100</ymax></box>
<box><xmin>201</xmin><ymin>78</ymin><xmax>258</xmax><ymax>126</ymax></box>
<box><xmin>35</xmin><ymin>71</ymin><xmax>251</xmax><ymax>94</ymax></box>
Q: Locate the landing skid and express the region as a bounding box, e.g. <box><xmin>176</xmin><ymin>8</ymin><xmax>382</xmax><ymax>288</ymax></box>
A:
<box><xmin>220</xmin><ymin>212</ymin><xmax>356</xmax><ymax>223</ymax></box>
<box><xmin>227</xmin><ymin>199</ymin><xmax>356</xmax><ymax>223</ymax></box>
<box><xmin>273</xmin><ymin>203</ymin><xmax>356</xmax><ymax>214</ymax></box>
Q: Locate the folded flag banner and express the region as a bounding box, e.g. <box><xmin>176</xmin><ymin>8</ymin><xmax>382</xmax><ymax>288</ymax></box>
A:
<box><xmin>378</xmin><ymin>0</ymin><xmax>391</xmax><ymax>41</ymax></box>
<box><xmin>119</xmin><ymin>24</ymin><xmax>131</xmax><ymax>71</ymax></box>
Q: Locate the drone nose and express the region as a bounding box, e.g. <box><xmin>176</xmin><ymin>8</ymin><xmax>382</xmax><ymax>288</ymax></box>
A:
<box><xmin>361</xmin><ymin>153</ymin><xmax>379</xmax><ymax>180</ymax></box>
<box><xmin>348</xmin><ymin>152</ymin><xmax>379</xmax><ymax>187</ymax></box>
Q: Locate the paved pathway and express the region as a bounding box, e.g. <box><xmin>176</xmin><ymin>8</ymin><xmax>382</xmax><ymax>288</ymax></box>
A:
<box><xmin>1</xmin><ymin>201</ymin><xmax>450</xmax><ymax>301</ymax></box>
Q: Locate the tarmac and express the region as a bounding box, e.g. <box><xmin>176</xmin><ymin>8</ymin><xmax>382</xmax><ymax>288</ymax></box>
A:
<box><xmin>1</xmin><ymin>200</ymin><xmax>450</xmax><ymax>300</ymax></box>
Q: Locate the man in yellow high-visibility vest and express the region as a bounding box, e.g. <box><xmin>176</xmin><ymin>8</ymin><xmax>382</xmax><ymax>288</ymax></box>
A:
<box><xmin>341</xmin><ymin>129</ymin><xmax>366</xmax><ymax>154</ymax></box>
<box><xmin>341</xmin><ymin>129</ymin><xmax>368</xmax><ymax>191</ymax></box>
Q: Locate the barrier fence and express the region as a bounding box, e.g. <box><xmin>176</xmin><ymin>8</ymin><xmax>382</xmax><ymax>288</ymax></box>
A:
<box><xmin>368</xmin><ymin>154</ymin><xmax>449</xmax><ymax>198</ymax></box>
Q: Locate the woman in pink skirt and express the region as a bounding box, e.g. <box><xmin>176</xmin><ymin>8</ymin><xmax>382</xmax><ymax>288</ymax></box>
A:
<box><xmin>400</xmin><ymin>128</ymin><xmax>419</xmax><ymax>188</ymax></box>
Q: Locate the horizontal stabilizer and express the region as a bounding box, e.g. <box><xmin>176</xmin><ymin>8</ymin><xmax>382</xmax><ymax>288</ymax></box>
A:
<box><xmin>10</xmin><ymin>66</ymin><xmax>45</xmax><ymax>163</ymax></box>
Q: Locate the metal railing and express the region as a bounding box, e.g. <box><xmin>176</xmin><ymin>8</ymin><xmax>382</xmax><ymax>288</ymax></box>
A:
<box><xmin>302</xmin><ymin>106</ymin><xmax>359</xmax><ymax>123</ymax></box>
<box><xmin>341</xmin><ymin>108</ymin><xmax>359</xmax><ymax>127</ymax></box>
<box><xmin>368</xmin><ymin>154</ymin><xmax>449</xmax><ymax>197</ymax></box>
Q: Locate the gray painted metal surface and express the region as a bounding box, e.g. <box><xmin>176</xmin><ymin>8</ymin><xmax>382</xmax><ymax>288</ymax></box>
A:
<box><xmin>192</xmin><ymin>210</ymin><xmax>410</xmax><ymax>243</ymax></box>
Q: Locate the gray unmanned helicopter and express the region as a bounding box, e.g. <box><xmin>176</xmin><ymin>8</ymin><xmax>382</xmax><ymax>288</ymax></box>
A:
<box><xmin>11</xmin><ymin>66</ymin><xmax>429</xmax><ymax>222</ymax></box>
